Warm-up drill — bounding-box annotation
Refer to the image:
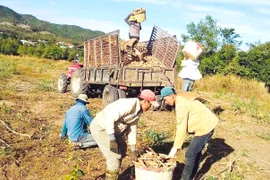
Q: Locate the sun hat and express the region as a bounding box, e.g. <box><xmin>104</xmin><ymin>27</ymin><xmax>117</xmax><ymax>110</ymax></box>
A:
<box><xmin>138</xmin><ymin>89</ymin><xmax>159</xmax><ymax>107</ymax></box>
<box><xmin>160</xmin><ymin>86</ymin><xmax>176</xmax><ymax>100</ymax></box>
<box><xmin>76</xmin><ymin>94</ymin><xmax>89</xmax><ymax>104</ymax></box>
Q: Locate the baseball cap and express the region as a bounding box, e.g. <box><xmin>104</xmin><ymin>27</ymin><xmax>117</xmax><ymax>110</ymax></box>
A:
<box><xmin>76</xmin><ymin>94</ymin><xmax>89</xmax><ymax>104</ymax></box>
<box><xmin>138</xmin><ymin>89</ymin><xmax>159</xmax><ymax>107</ymax></box>
<box><xmin>160</xmin><ymin>86</ymin><xmax>175</xmax><ymax>100</ymax></box>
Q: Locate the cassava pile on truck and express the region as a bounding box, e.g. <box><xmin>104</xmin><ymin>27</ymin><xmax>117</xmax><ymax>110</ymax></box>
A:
<box><xmin>58</xmin><ymin>26</ymin><xmax>180</xmax><ymax>110</ymax></box>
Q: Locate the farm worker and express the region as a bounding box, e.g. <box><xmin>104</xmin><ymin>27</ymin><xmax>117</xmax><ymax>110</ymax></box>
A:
<box><xmin>179</xmin><ymin>42</ymin><xmax>203</xmax><ymax>92</ymax></box>
<box><xmin>60</xmin><ymin>94</ymin><xmax>97</xmax><ymax>148</ymax></box>
<box><xmin>178</xmin><ymin>58</ymin><xmax>202</xmax><ymax>92</ymax></box>
<box><xmin>160</xmin><ymin>86</ymin><xmax>219</xmax><ymax>180</ymax></box>
<box><xmin>74</xmin><ymin>53</ymin><xmax>79</xmax><ymax>63</ymax></box>
<box><xmin>90</xmin><ymin>89</ymin><xmax>159</xmax><ymax>180</ymax></box>
<box><xmin>124</xmin><ymin>8</ymin><xmax>145</xmax><ymax>41</ymax></box>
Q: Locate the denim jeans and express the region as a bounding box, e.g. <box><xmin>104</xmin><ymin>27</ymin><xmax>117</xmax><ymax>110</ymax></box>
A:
<box><xmin>182</xmin><ymin>78</ymin><xmax>195</xmax><ymax>92</ymax></box>
<box><xmin>78</xmin><ymin>133</ymin><xmax>97</xmax><ymax>148</ymax></box>
<box><xmin>181</xmin><ymin>130</ymin><xmax>214</xmax><ymax>180</ymax></box>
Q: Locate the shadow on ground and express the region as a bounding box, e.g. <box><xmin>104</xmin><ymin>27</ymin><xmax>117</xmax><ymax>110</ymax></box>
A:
<box><xmin>195</xmin><ymin>138</ymin><xmax>234</xmax><ymax>179</ymax></box>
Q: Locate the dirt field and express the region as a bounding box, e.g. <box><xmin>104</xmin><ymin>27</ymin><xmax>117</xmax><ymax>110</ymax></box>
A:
<box><xmin>0</xmin><ymin>55</ymin><xmax>270</xmax><ymax>180</ymax></box>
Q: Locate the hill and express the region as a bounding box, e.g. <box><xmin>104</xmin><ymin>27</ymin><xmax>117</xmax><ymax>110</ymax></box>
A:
<box><xmin>0</xmin><ymin>5</ymin><xmax>104</xmax><ymax>44</ymax></box>
<box><xmin>0</xmin><ymin>55</ymin><xmax>269</xmax><ymax>179</ymax></box>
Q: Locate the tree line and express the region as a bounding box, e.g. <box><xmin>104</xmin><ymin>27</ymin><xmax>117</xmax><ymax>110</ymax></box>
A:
<box><xmin>0</xmin><ymin>35</ymin><xmax>80</xmax><ymax>61</ymax></box>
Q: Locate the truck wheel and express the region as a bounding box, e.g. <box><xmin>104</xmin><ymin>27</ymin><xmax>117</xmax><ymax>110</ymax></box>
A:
<box><xmin>70</xmin><ymin>68</ymin><xmax>87</xmax><ymax>97</ymax></box>
<box><xmin>102</xmin><ymin>85</ymin><xmax>119</xmax><ymax>107</ymax></box>
<box><xmin>58</xmin><ymin>74</ymin><xmax>68</xmax><ymax>93</ymax></box>
<box><xmin>118</xmin><ymin>89</ymin><xmax>126</xmax><ymax>99</ymax></box>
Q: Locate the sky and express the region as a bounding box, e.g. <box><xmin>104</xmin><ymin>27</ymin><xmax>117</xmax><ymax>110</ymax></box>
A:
<box><xmin>1</xmin><ymin>0</ymin><xmax>270</xmax><ymax>50</ymax></box>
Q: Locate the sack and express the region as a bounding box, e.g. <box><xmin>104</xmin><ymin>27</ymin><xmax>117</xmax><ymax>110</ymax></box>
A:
<box><xmin>130</xmin><ymin>8</ymin><xmax>146</xmax><ymax>23</ymax></box>
<box><xmin>182</xmin><ymin>40</ymin><xmax>204</xmax><ymax>60</ymax></box>
<box><xmin>178</xmin><ymin>91</ymin><xmax>200</xmax><ymax>101</ymax></box>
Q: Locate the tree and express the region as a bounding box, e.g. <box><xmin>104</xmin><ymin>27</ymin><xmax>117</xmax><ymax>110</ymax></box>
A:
<box><xmin>34</xmin><ymin>42</ymin><xmax>45</xmax><ymax>58</ymax></box>
<box><xmin>181</xmin><ymin>15</ymin><xmax>219</xmax><ymax>56</ymax></box>
<box><xmin>0</xmin><ymin>38</ymin><xmax>20</xmax><ymax>55</ymax></box>
<box><xmin>220</xmin><ymin>27</ymin><xmax>242</xmax><ymax>47</ymax></box>
<box><xmin>18</xmin><ymin>45</ymin><xmax>28</xmax><ymax>56</ymax></box>
<box><xmin>237</xmin><ymin>42</ymin><xmax>270</xmax><ymax>83</ymax></box>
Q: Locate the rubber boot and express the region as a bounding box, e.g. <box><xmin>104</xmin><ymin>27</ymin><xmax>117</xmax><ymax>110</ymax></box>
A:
<box><xmin>105</xmin><ymin>169</ymin><xmax>119</xmax><ymax>180</ymax></box>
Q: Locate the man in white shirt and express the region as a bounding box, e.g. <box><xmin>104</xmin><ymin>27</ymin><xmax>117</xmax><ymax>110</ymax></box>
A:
<box><xmin>90</xmin><ymin>89</ymin><xmax>158</xmax><ymax>179</ymax></box>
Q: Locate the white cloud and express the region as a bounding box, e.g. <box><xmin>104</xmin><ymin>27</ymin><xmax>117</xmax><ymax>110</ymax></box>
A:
<box><xmin>185</xmin><ymin>4</ymin><xmax>245</xmax><ymax>17</ymax></box>
<box><xmin>49</xmin><ymin>1</ymin><xmax>57</xmax><ymax>6</ymax></box>
<box><xmin>254</xmin><ymin>8</ymin><xmax>270</xmax><ymax>15</ymax></box>
<box><xmin>197</xmin><ymin>0</ymin><xmax>270</xmax><ymax>6</ymax></box>
<box><xmin>113</xmin><ymin>0</ymin><xmax>182</xmax><ymax>7</ymax></box>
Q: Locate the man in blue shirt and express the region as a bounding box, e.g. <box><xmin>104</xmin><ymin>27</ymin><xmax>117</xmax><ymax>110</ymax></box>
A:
<box><xmin>61</xmin><ymin>94</ymin><xmax>97</xmax><ymax>148</ymax></box>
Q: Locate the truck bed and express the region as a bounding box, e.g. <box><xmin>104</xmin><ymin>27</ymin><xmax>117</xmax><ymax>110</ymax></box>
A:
<box><xmin>83</xmin><ymin>26</ymin><xmax>180</xmax><ymax>87</ymax></box>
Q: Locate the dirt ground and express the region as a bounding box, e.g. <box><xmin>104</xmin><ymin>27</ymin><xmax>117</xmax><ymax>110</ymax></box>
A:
<box><xmin>0</xmin><ymin>57</ymin><xmax>270</xmax><ymax>180</ymax></box>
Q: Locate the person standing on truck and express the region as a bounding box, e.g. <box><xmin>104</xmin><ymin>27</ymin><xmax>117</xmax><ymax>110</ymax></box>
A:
<box><xmin>160</xmin><ymin>86</ymin><xmax>219</xmax><ymax>180</ymax></box>
<box><xmin>90</xmin><ymin>89</ymin><xmax>159</xmax><ymax>179</ymax></box>
<box><xmin>124</xmin><ymin>10</ymin><xmax>142</xmax><ymax>40</ymax></box>
<box><xmin>60</xmin><ymin>94</ymin><xmax>97</xmax><ymax>149</ymax></box>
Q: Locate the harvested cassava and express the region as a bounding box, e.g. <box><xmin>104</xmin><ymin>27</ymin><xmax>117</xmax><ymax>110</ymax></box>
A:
<box><xmin>134</xmin><ymin>147</ymin><xmax>176</xmax><ymax>172</ymax></box>
<box><xmin>127</xmin><ymin>55</ymin><xmax>166</xmax><ymax>67</ymax></box>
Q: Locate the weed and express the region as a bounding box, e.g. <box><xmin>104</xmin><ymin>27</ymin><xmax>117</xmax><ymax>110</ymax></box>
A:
<box><xmin>206</xmin><ymin>177</ymin><xmax>218</xmax><ymax>180</ymax></box>
<box><xmin>215</xmin><ymin>89</ymin><xmax>226</xmax><ymax>98</ymax></box>
<box><xmin>0</xmin><ymin>147</ymin><xmax>11</xmax><ymax>155</ymax></box>
<box><xmin>0</xmin><ymin>61</ymin><xmax>19</xmax><ymax>79</ymax></box>
<box><xmin>64</xmin><ymin>164</ymin><xmax>85</xmax><ymax>180</ymax></box>
<box><xmin>241</xmin><ymin>149</ymin><xmax>251</xmax><ymax>157</ymax></box>
<box><xmin>37</xmin><ymin>79</ymin><xmax>55</xmax><ymax>91</ymax></box>
<box><xmin>0</xmin><ymin>103</ymin><xmax>13</xmax><ymax>115</ymax></box>
<box><xmin>232</xmin><ymin>99</ymin><xmax>245</xmax><ymax>113</ymax></box>
<box><xmin>137</xmin><ymin>119</ymin><xmax>146</xmax><ymax>128</ymax></box>
<box><xmin>143</xmin><ymin>129</ymin><xmax>169</xmax><ymax>145</ymax></box>
<box><xmin>68</xmin><ymin>153</ymin><xmax>84</xmax><ymax>162</ymax></box>
<box><xmin>256</xmin><ymin>133</ymin><xmax>270</xmax><ymax>141</ymax></box>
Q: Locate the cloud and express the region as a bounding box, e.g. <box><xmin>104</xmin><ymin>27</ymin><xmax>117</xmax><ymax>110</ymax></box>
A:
<box><xmin>113</xmin><ymin>0</ymin><xmax>182</xmax><ymax>7</ymax></box>
<box><xmin>254</xmin><ymin>8</ymin><xmax>270</xmax><ymax>15</ymax></box>
<box><xmin>49</xmin><ymin>1</ymin><xmax>57</xmax><ymax>6</ymax></box>
<box><xmin>184</xmin><ymin>4</ymin><xmax>245</xmax><ymax>17</ymax></box>
<box><xmin>197</xmin><ymin>0</ymin><xmax>270</xmax><ymax>6</ymax></box>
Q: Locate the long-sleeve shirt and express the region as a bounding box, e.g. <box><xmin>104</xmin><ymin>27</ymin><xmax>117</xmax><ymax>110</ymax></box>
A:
<box><xmin>124</xmin><ymin>13</ymin><xmax>141</xmax><ymax>39</ymax></box>
<box><xmin>61</xmin><ymin>101</ymin><xmax>93</xmax><ymax>142</ymax></box>
<box><xmin>173</xmin><ymin>95</ymin><xmax>219</xmax><ymax>149</ymax></box>
<box><xmin>178</xmin><ymin>59</ymin><xmax>202</xmax><ymax>80</ymax></box>
<box><xmin>92</xmin><ymin>98</ymin><xmax>142</xmax><ymax>146</ymax></box>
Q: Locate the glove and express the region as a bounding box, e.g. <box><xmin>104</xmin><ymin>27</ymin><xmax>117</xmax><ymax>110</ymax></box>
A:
<box><xmin>168</xmin><ymin>147</ymin><xmax>177</xmax><ymax>157</ymax></box>
<box><xmin>130</xmin><ymin>151</ymin><xmax>138</xmax><ymax>161</ymax></box>
<box><xmin>59</xmin><ymin>133</ymin><xmax>66</xmax><ymax>140</ymax></box>
<box><xmin>110</xmin><ymin>140</ymin><xmax>119</xmax><ymax>154</ymax></box>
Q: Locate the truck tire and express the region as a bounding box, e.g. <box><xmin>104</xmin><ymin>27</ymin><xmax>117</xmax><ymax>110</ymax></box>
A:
<box><xmin>118</xmin><ymin>89</ymin><xmax>126</xmax><ymax>99</ymax></box>
<box><xmin>102</xmin><ymin>85</ymin><xmax>119</xmax><ymax>107</ymax></box>
<box><xmin>70</xmin><ymin>68</ymin><xmax>88</xmax><ymax>97</ymax></box>
<box><xmin>58</xmin><ymin>74</ymin><xmax>68</xmax><ymax>93</ymax></box>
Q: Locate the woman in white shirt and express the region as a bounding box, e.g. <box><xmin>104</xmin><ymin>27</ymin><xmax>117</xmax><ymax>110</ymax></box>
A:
<box><xmin>178</xmin><ymin>58</ymin><xmax>202</xmax><ymax>91</ymax></box>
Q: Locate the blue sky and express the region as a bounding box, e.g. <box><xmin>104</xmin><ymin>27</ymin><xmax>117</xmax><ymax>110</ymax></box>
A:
<box><xmin>1</xmin><ymin>0</ymin><xmax>270</xmax><ymax>50</ymax></box>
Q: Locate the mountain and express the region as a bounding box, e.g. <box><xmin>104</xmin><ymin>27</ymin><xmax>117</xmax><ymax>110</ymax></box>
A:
<box><xmin>0</xmin><ymin>5</ymin><xmax>104</xmax><ymax>44</ymax></box>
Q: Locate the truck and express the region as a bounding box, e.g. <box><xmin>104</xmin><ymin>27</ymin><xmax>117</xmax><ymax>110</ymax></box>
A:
<box><xmin>58</xmin><ymin>26</ymin><xmax>180</xmax><ymax>110</ymax></box>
